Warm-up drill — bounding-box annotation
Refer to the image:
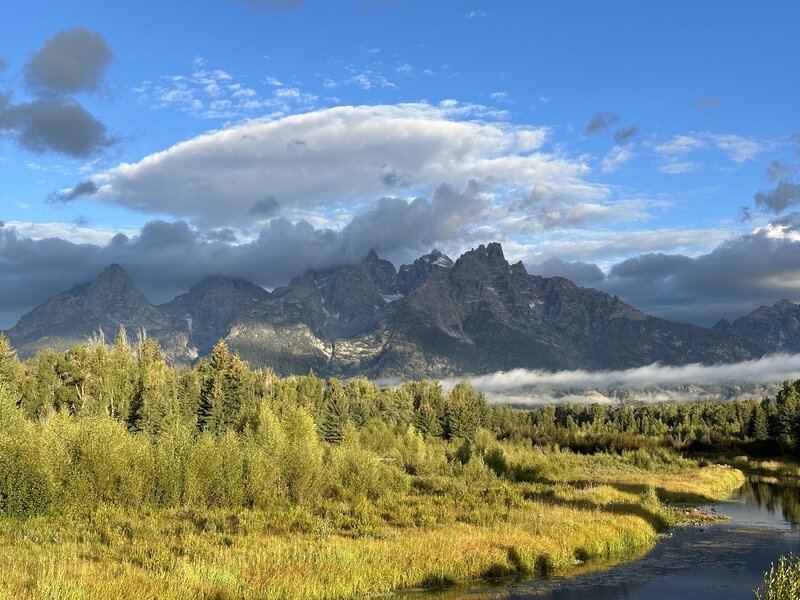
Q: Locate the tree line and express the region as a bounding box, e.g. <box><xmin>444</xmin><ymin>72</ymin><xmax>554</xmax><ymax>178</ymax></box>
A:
<box><xmin>1</xmin><ymin>331</ymin><xmax>799</xmax><ymax>518</ymax></box>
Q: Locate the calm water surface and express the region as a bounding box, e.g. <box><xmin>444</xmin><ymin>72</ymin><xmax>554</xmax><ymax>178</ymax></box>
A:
<box><xmin>406</xmin><ymin>477</ymin><xmax>800</xmax><ymax>600</ymax></box>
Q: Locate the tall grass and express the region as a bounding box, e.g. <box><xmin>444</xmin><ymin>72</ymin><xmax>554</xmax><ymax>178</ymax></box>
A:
<box><xmin>0</xmin><ymin>447</ymin><xmax>744</xmax><ymax>599</ymax></box>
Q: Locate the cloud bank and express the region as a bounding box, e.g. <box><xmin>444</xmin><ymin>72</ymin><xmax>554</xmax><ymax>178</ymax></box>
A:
<box><xmin>0</xmin><ymin>182</ymin><xmax>490</xmax><ymax>328</ymax></box>
<box><xmin>66</xmin><ymin>103</ymin><xmax>601</xmax><ymax>227</ymax></box>
<box><xmin>462</xmin><ymin>353</ymin><xmax>800</xmax><ymax>391</ymax></box>
<box><xmin>452</xmin><ymin>354</ymin><xmax>800</xmax><ymax>404</ymax></box>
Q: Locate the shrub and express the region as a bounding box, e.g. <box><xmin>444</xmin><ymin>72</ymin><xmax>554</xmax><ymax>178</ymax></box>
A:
<box><xmin>328</xmin><ymin>425</ymin><xmax>408</xmax><ymax>501</ymax></box>
<box><xmin>281</xmin><ymin>406</ymin><xmax>324</xmax><ymax>504</ymax></box>
<box><xmin>44</xmin><ymin>414</ymin><xmax>152</xmax><ymax>506</ymax></box>
<box><xmin>151</xmin><ymin>419</ymin><xmax>194</xmax><ymax>507</ymax></box>
<box><xmin>755</xmin><ymin>554</ymin><xmax>800</xmax><ymax>600</ymax></box>
<box><xmin>0</xmin><ymin>385</ymin><xmax>52</xmax><ymax>515</ymax></box>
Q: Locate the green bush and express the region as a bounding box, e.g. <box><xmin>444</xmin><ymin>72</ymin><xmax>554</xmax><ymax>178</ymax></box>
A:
<box><xmin>151</xmin><ymin>419</ymin><xmax>193</xmax><ymax>507</ymax></box>
<box><xmin>329</xmin><ymin>425</ymin><xmax>408</xmax><ymax>501</ymax></box>
<box><xmin>755</xmin><ymin>554</ymin><xmax>800</xmax><ymax>600</ymax></box>
<box><xmin>281</xmin><ymin>406</ymin><xmax>324</xmax><ymax>504</ymax></box>
<box><xmin>0</xmin><ymin>428</ymin><xmax>52</xmax><ymax>516</ymax></box>
<box><xmin>0</xmin><ymin>386</ymin><xmax>52</xmax><ymax>515</ymax></box>
<box><xmin>44</xmin><ymin>414</ymin><xmax>152</xmax><ymax>506</ymax></box>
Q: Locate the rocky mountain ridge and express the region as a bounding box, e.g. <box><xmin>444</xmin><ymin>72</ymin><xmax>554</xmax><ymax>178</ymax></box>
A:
<box><xmin>5</xmin><ymin>243</ymin><xmax>773</xmax><ymax>378</ymax></box>
<box><xmin>713</xmin><ymin>299</ymin><xmax>800</xmax><ymax>353</ymax></box>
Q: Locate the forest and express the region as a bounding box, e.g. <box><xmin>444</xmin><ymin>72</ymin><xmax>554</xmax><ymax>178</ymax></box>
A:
<box><xmin>0</xmin><ymin>331</ymin><xmax>794</xmax><ymax>598</ymax></box>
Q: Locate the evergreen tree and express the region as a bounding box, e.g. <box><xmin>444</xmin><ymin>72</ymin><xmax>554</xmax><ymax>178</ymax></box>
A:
<box><xmin>412</xmin><ymin>401</ymin><xmax>442</xmax><ymax>438</ymax></box>
<box><xmin>0</xmin><ymin>333</ymin><xmax>24</xmax><ymax>399</ymax></box>
<box><xmin>444</xmin><ymin>381</ymin><xmax>487</xmax><ymax>441</ymax></box>
<box><xmin>321</xmin><ymin>378</ymin><xmax>350</xmax><ymax>444</ymax></box>
<box><xmin>776</xmin><ymin>380</ymin><xmax>800</xmax><ymax>443</ymax></box>
<box><xmin>128</xmin><ymin>337</ymin><xmax>172</xmax><ymax>433</ymax></box>
<box><xmin>748</xmin><ymin>404</ymin><xmax>769</xmax><ymax>440</ymax></box>
<box><xmin>197</xmin><ymin>340</ymin><xmax>233</xmax><ymax>433</ymax></box>
<box><xmin>221</xmin><ymin>352</ymin><xmax>246</xmax><ymax>431</ymax></box>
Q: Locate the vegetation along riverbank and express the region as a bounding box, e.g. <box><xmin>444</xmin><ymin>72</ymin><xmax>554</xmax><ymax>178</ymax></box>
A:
<box><xmin>0</xmin><ymin>333</ymin><xmax>783</xmax><ymax>599</ymax></box>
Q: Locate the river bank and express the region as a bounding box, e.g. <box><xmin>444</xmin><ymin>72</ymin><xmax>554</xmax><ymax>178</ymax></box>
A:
<box><xmin>407</xmin><ymin>473</ymin><xmax>800</xmax><ymax>600</ymax></box>
<box><xmin>0</xmin><ymin>452</ymin><xmax>743</xmax><ymax>600</ymax></box>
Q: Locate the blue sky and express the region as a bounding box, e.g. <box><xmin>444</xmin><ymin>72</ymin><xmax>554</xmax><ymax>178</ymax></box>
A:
<box><xmin>0</xmin><ymin>0</ymin><xmax>799</xmax><ymax>328</ymax></box>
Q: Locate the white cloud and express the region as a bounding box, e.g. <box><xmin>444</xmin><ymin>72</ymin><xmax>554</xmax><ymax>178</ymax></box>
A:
<box><xmin>466</xmin><ymin>9</ymin><xmax>489</xmax><ymax>18</ymax></box>
<box><xmin>510</xmin><ymin>226</ymin><xmax>732</xmax><ymax>265</ymax></box>
<box><xmin>454</xmin><ymin>353</ymin><xmax>800</xmax><ymax>396</ymax></box>
<box><xmin>135</xmin><ymin>58</ymin><xmax>316</xmax><ymax>120</ymax></box>
<box><xmin>655</xmin><ymin>134</ymin><xmax>706</xmax><ymax>155</ymax></box>
<box><xmin>654</xmin><ymin>132</ymin><xmax>762</xmax><ymax>164</ymax></box>
<box><xmin>710</xmin><ymin>133</ymin><xmax>762</xmax><ymax>163</ymax></box>
<box><xmin>348</xmin><ymin>71</ymin><xmax>396</xmax><ymax>90</ymax></box>
<box><xmin>600</xmin><ymin>146</ymin><xmax>633</xmax><ymax>173</ymax></box>
<box><xmin>659</xmin><ymin>162</ymin><xmax>697</xmax><ymax>175</ymax></box>
<box><xmin>79</xmin><ymin>103</ymin><xmax>598</xmax><ymax>228</ymax></box>
<box><xmin>3</xmin><ymin>220</ymin><xmax>137</xmax><ymax>245</ymax></box>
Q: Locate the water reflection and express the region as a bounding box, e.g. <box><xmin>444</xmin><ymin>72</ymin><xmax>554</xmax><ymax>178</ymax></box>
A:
<box><xmin>403</xmin><ymin>477</ymin><xmax>800</xmax><ymax>600</ymax></box>
<box><xmin>733</xmin><ymin>477</ymin><xmax>800</xmax><ymax>529</ymax></box>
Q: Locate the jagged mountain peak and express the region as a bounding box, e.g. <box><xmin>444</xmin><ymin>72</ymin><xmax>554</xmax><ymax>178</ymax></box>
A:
<box><xmin>5</xmin><ymin>245</ymin><xmax>772</xmax><ymax>378</ymax></box>
<box><xmin>772</xmin><ymin>298</ymin><xmax>797</xmax><ymax>309</ymax></box>
<box><xmin>8</xmin><ymin>263</ymin><xmax>175</xmax><ymax>359</ymax></box>
<box><xmin>453</xmin><ymin>242</ymin><xmax>509</xmax><ymax>271</ymax></box>
<box><xmin>398</xmin><ymin>249</ymin><xmax>453</xmax><ymax>294</ymax></box>
<box><xmin>511</xmin><ymin>260</ymin><xmax>527</xmax><ymax>276</ymax></box>
<box><xmin>99</xmin><ymin>262</ymin><xmax>128</xmax><ymax>277</ymax></box>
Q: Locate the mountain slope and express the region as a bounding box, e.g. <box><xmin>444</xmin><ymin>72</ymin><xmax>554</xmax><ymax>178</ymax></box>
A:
<box><xmin>340</xmin><ymin>243</ymin><xmax>764</xmax><ymax>377</ymax></box>
<box><xmin>714</xmin><ymin>299</ymin><xmax>800</xmax><ymax>353</ymax></box>
<box><xmin>7</xmin><ymin>264</ymin><xmax>187</xmax><ymax>359</ymax></box>
<box><xmin>160</xmin><ymin>276</ymin><xmax>271</xmax><ymax>355</ymax></box>
<box><xmin>5</xmin><ymin>245</ymin><xmax>767</xmax><ymax>377</ymax></box>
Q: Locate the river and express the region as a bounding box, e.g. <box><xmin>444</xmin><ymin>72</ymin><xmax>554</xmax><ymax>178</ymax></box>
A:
<box><xmin>406</xmin><ymin>476</ymin><xmax>800</xmax><ymax>599</ymax></box>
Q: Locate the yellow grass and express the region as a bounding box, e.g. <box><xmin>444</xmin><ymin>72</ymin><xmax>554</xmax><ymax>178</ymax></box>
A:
<box><xmin>0</xmin><ymin>458</ymin><xmax>744</xmax><ymax>600</ymax></box>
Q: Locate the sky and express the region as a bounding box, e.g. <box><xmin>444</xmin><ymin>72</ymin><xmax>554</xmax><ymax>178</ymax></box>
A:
<box><xmin>1</xmin><ymin>0</ymin><xmax>799</xmax><ymax>330</ymax></box>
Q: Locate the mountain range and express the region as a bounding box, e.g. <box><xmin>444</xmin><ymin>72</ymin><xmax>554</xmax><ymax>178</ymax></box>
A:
<box><xmin>5</xmin><ymin>242</ymin><xmax>796</xmax><ymax>379</ymax></box>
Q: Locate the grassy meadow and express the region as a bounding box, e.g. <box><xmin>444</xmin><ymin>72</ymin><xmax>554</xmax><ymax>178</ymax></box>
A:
<box><xmin>0</xmin><ymin>442</ymin><xmax>743</xmax><ymax>599</ymax></box>
<box><xmin>0</xmin><ymin>334</ymin><xmax>757</xmax><ymax>598</ymax></box>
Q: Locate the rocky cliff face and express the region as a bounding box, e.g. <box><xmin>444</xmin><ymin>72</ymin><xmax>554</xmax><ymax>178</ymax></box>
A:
<box><xmin>351</xmin><ymin>243</ymin><xmax>762</xmax><ymax>377</ymax></box>
<box><xmin>7</xmin><ymin>264</ymin><xmax>186</xmax><ymax>359</ymax></box>
<box><xmin>159</xmin><ymin>276</ymin><xmax>271</xmax><ymax>355</ymax></box>
<box><xmin>714</xmin><ymin>299</ymin><xmax>800</xmax><ymax>353</ymax></box>
<box><xmin>6</xmin><ymin>244</ymin><xmax>769</xmax><ymax>377</ymax></box>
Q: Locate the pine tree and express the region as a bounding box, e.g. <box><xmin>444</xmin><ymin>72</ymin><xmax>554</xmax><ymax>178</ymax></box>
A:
<box><xmin>444</xmin><ymin>381</ymin><xmax>487</xmax><ymax>441</ymax></box>
<box><xmin>320</xmin><ymin>378</ymin><xmax>350</xmax><ymax>444</ymax></box>
<box><xmin>197</xmin><ymin>340</ymin><xmax>233</xmax><ymax>434</ymax></box>
<box><xmin>412</xmin><ymin>402</ymin><xmax>442</xmax><ymax>439</ymax></box>
<box><xmin>128</xmin><ymin>337</ymin><xmax>171</xmax><ymax>433</ymax></box>
<box><xmin>776</xmin><ymin>380</ymin><xmax>800</xmax><ymax>443</ymax></box>
<box><xmin>0</xmin><ymin>333</ymin><xmax>24</xmax><ymax>398</ymax></box>
<box><xmin>222</xmin><ymin>353</ymin><xmax>246</xmax><ymax>431</ymax></box>
<box><xmin>748</xmin><ymin>404</ymin><xmax>769</xmax><ymax>440</ymax></box>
